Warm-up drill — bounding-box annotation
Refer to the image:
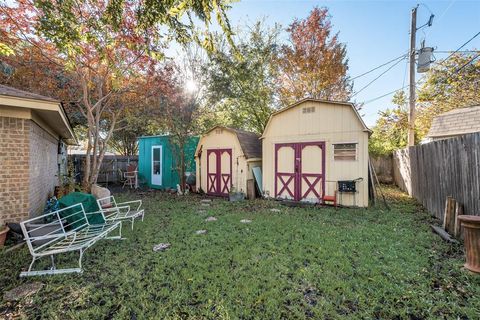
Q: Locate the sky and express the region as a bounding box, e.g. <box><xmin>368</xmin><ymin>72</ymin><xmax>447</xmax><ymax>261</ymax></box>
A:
<box><xmin>216</xmin><ymin>0</ymin><xmax>480</xmax><ymax>126</ymax></box>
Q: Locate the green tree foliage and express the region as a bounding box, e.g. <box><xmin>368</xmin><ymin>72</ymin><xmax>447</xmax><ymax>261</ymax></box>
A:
<box><xmin>369</xmin><ymin>53</ymin><xmax>480</xmax><ymax>156</ymax></box>
<box><xmin>0</xmin><ymin>42</ymin><xmax>14</xmax><ymax>56</ymax></box>
<box><xmin>105</xmin><ymin>0</ymin><xmax>234</xmax><ymax>52</ymax></box>
<box><xmin>108</xmin><ymin>107</ymin><xmax>165</xmax><ymax>156</ymax></box>
<box><xmin>416</xmin><ymin>53</ymin><xmax>480</xmax><ymax>139</ymax></box>
<box><xmin>202</xmin><ymin>21</ymin><xmax>281</xmax><ymax>134</ymax></box>
<box><xmin>369</xmin><ymin>91</ymin><xmax>409</xmax><ymax>156</ymax></box>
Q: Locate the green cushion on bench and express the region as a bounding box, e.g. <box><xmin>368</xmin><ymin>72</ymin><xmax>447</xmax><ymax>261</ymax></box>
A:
<box><xmin>58</xmin><ymin>192</ymin><xmax>105</xmax><ymax>229</ymax></box>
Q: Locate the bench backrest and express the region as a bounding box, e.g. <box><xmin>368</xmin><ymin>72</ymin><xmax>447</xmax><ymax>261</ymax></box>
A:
<box><xmin>97</xmin><ymin>195</ymin><xmax>118</xmax><ymax>209</ymax></box>
<box><xmin>20</xmin><ymin>203</ymin><xmax>89</xmax><ymax>255</ymax></box>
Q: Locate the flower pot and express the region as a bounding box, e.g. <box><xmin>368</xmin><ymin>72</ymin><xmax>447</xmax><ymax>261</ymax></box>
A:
<box><xmin>458</xmin><ymin>215</ymin><xmax>480</xmax><ymax>273</ymax></box>
<box><xmin>0</xmin><ymin>226</ymin><xmax>9</xmax><ymax>248</ymax></box>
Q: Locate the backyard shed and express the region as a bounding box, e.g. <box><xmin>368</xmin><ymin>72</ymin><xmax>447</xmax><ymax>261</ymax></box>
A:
<box><xmin>138</xmin><ymin>135</ymin><xmax>199</xmax><ymax>189</ymax></box>
<box><xmin>0</xmin><ymin>85</ymin><xmax>76</xmax><ymax>223</ymax></box>
<box><xmin>195</xmin><ymin>126</ymin><xmax>262</xmax><ymax>197</ymax></box>
<box><xmin>261</xmin><ymin>98</ymin><xmax>371</xmax><ymax>207</ymax></box>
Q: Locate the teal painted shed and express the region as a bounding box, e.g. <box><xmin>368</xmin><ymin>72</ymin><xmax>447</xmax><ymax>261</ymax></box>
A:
<box><xmin>138</xmin><ymin>135</ymin><xmax>199</xmax><ymax>189</ymax></box>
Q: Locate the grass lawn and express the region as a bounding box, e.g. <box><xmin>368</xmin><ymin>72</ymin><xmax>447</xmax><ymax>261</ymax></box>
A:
<box><xmin>1</xmin><ymin>186</ymin><xmax>480</xmax><ymax>319</ymax></box>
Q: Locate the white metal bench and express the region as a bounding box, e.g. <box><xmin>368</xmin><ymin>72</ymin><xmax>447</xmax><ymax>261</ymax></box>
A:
<box><xmin>20</xmin><ymin>203</ymin><xmax>122</xmax><ymax>277</ymax></box>
<box><xmin>97</xmin><ymin>196</ymin><xmax>145</xmax><ymax>230</ymax></box>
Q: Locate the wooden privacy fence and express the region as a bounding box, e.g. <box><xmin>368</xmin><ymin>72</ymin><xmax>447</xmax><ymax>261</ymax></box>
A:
<box><xmin>69</xmin><ymin>155</ymin><xmax>138</xmax><ymax>185</ymax></box>
<box><xmin>371</xmin><ymin>155</ymin><xmax>394</xmax><ymax>184</ymax></box>
<box><xmin>393</xmin><ymin>132</ymin><xmax>480</xmax><ymax>220</ymax></box>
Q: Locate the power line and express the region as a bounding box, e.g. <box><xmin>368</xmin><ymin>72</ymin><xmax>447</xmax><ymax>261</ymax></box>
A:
<box><xmin>362</xmin><ymin>86</ymin><xmax>408</xmax><ymax>105</ymax></box>
<box><xmin>425</xmin><ymin>0</ymin><xmax>456</xmax><ymax>38</ymax></box>
<box><xmin>365</xmin><ymin>53</ymin><xmax>479</xmax><ymax>106</ymax></box>
<box><xmin>416</xmin><ymin>53</ymin><xmax>480</xmax><ymax>99</ymax></box>
<box><xmin>435</xmin><ymin>50</ymin><xmax>480</xmax><ymax>54</ymax></box>
<box><xmin>451</xmin><ymin>52</ymin><xmax>480</xmax><ymax>74</ymax></box>
<box><xmin>362</xmin><ymin>30</ymin><xmax>480</xmax><ymax>106</ymax></box>
<box><xmin>437</xmin><ymin>31</ymin><xmax>480</xmax><ymax>66</ymax></box>
<box><xmin>350</xmin><ymin>53</ymin><xmax>407</xmax><ymax>80</ymax></box>
<box><xmin>352</xmin><ymin>57</ymin><xmax>406</xmax><ymax>98</ymax></box>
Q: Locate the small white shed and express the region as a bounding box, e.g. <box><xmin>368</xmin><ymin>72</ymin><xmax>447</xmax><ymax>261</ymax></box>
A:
<box><xmin>261</xmin><ymin>98</ymin><xmax>371</xmax><ymax>207</ymax></box>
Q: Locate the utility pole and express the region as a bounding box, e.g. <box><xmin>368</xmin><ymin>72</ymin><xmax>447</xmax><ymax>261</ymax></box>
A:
<box><xmin>408</xmin><ymin>5</ymin><xmax>417</xmax><ymax>147</ymax></box>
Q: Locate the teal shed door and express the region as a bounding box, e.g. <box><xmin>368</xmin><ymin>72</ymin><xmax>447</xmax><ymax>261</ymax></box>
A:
<box><xmin>152</xmin><ymin>145</ymin><xmax>163</xmax><ymax>185</ymax></box>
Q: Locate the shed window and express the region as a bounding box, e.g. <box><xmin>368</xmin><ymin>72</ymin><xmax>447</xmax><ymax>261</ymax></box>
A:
<box><xmin>302</xmin><ymin>106</ymin><xmax>315</xmax><ymax>114</ymax></box>
<box><xmin>334</xmin><ymin>143</ymin><xmax>357</xmax><ymax>161</ymax></box>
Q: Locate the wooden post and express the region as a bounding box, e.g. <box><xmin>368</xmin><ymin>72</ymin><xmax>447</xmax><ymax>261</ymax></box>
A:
<box><xmin>247</xmin><ymin>179</ymin><xmax>256</xmax><ymax>200</ymax></box>
<box><xmin>443</xmin><ymin>196</ymin><xmax>457</xmax><ymax>235</ymax></box>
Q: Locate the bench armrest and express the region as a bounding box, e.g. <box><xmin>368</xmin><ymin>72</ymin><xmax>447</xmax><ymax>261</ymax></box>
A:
<box><xmin>95</xmin><ymin>206</ymin><xmax>130</xmax><ymax>220</ymax></box>
<box><xmin>29</xmin><ymin>232</ymin><xmax>69</xmax><ymax>242</ymax></box>
<box><xmin>116</xmin><ymin>200</ymin><xmax>142</xmax><ymax>211</ymax></box>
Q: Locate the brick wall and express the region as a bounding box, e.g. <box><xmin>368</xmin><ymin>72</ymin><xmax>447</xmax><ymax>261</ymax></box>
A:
<box><xmin>0</xmin><ymin>117</ymin><xmax>60</xmax><ymax>224</ymax></box>
<box><xmin>0</xmin><ymin>116</ymin><xmax>30</xmax><ymax>223</ymax></box>
<box><xmin>29</xmin><ymin>121</ymin><xmax>59</xmax><ymax>217</ymax></box>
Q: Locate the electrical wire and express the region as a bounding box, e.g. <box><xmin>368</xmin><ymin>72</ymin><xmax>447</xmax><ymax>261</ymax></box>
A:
<box><xmin>436</xmin><ymin>31</ymin><xmax>480</xmax><ymax>66</ymax></box>
<box><xmin>350</xmin><ymin>53</ymin><xmax>407</xmax><ymax>80</ymax></box>
<box><xmin>416</xmin><ymin>53</ymin><xmax>480</xmax><ymax>99</ymax></box>
<box><xmin>435</xmin><ymin>50</ymin><xmax>480</xmax><ymax>54</ymax></box>
<box><xmin>362</xmin><ymin>86</ymin><xmax>408</xmax><ymax>105</ymax></box>
<box><xmin>425</xmin><ymin>0</ymin><xmax>456</xmax><ymax>38</ymax></box>
<box><xmin>351</xmin><ymin>57</ymin><xmax>407</xmax><ymax>98</ymax></box>
<box><xmin>451</xmin><ymin>53</ymin><xmax>480</xmax><ymax>74</ymax></box>
<box><xmin>361</xmin><ymin>30</ymin><xmax>480</xmax><ymax>106</ymax></box>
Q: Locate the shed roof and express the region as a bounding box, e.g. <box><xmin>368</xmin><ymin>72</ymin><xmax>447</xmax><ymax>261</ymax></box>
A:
<box><xmin>202</xmin><ymin>126</ymin><xmax>262</xmax><ymax>159</ymax></box>
<box><xmin>261</xmin><ymin>98</ymin><xmax>371</xmax><ymax>138</ymax></box>
<box><xmin>0</xmin><ymin>84</ymin><xmax>59</xmax><ymax>102</ymax></box>
<box><xmin>427</xmin><ymin>105</ymin><xmax>480</xmax><ymax>138</ymax></box>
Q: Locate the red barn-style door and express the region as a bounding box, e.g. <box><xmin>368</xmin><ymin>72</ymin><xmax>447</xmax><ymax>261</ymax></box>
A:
<box><xmin>275</xmin><ymin>142</ymin><xmax>325</xmax><ymax>202</ymax></box>
<box><xmin>207</xmin><ymin>149</ymin><xmax>232</xmax><ymax>196</ymax></box>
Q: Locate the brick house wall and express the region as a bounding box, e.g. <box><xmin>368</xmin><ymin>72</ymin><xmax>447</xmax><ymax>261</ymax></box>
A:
<box><xmin>29</xmin><ymin>121</ymin><xmax>59</xmax><ymax>217</ymax></box>
<box><xmin>0</xmin><ymin>116</ymin><xmax>60</xmax><ymax>223</ymax></box>
<box><xmin>0</xmin><ymin>116</ymin><xmax>31</xmax><ymax>223</ymax></box>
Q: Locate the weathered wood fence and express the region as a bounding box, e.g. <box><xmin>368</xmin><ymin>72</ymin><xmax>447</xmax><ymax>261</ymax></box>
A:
<box><xmin>393</xmin><ymin>132</ymin><xmax>480</xmax><ymax>220</ymax></box>
<box><xmin>69</xmin><ymin>155</ymin><xmax>138</xmax><ymax>185</ymax></box>
<box><xmin>371</xmin><ymin>155</ymin><xmax>394</xmax><ymax>184</ymax></box>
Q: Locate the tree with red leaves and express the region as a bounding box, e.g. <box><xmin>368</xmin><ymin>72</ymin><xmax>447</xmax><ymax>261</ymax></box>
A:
<box><xmin>0</xmin><ymin>0</ymin><xmax>215</xmax><ymax>190</ymax></box>
<box><xmin>278</xmin><ymin>7</ymin><xmax>352</xmax><ymax>105</ymax></box>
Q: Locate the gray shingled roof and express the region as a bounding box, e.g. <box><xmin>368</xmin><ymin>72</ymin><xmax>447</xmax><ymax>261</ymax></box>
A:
<box><xmin>0</xmin><ymin>84</ymin><xmax>58</xmax><ymax>102</ymax></box>
<box><xmin>230</xmin><ymin>128</ymin><xmax>262</xmax><ymax>159</ymax></box>
<box><xmin>427</xmin><ymin>105</ymin><xmax>480</xmax><ymax>138</ymax></box>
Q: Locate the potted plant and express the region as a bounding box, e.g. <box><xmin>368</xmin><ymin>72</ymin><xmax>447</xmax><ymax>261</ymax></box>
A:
<box><xmin>458</xmin><ymin>215</ymin><xmax>480</xmax><ymax>273</ymax></box>
<box><xmin>0</xmin><ymin>218</ymin><xmax>9</xmax><ymax>248</ymax></box>
<box><xmin>229</xmin><ymin>187</ymin><xmax>245</xmax><ymax>202</ymax></box>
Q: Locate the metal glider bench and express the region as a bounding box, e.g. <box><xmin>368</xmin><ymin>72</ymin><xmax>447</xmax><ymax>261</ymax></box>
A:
<box><xmin>20</xmin><ymin>203</ymin><xmax>122</xmax><ymax>277</ymax></box>
<box><xmin>96</xmin><ymin>196</ymin><xmax>145</xmax><ymax>230</ymax></box>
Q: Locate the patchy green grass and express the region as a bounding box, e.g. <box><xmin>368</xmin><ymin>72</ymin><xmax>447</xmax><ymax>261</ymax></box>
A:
<box><xmin>1</xmin><ymin>186</ymin><xmax>480</xmax><ymax>319</ymax></box>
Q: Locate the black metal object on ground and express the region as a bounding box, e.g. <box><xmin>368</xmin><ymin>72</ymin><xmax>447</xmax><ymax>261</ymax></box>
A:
<box><xmin>338</xmin><ymin>180</ymin><xmax>357</xmax><ymax>193</ymax></box>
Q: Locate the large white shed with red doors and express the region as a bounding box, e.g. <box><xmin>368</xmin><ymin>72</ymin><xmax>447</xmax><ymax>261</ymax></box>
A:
<box><xmin>261</xmin><ymin>98</ymin><xmax>371</xmax><ymax>207</ymax></box>
<box><xmin>195</xmin><ymin>126</ymin><xmax>262</xmax><ymax>197</ymax></box>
